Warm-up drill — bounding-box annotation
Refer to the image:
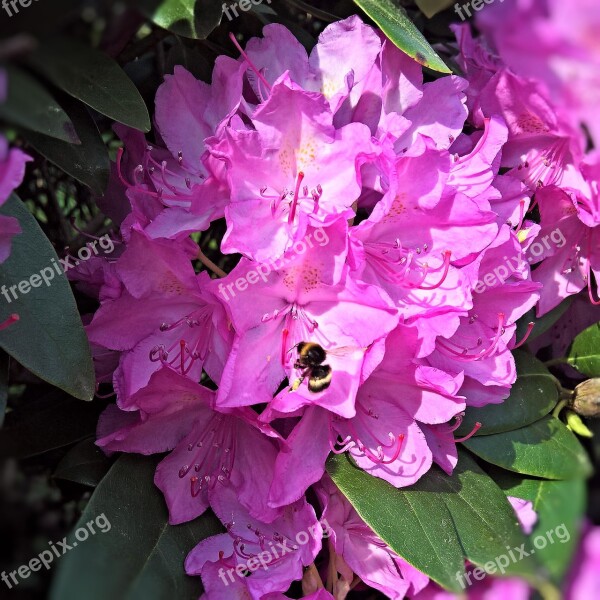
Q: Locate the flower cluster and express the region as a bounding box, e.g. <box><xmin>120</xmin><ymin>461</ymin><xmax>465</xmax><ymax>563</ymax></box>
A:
<box><xmin>81</xmin><ymin>14</ymin><xmax>598</xmax><ymax>598</ymax></box>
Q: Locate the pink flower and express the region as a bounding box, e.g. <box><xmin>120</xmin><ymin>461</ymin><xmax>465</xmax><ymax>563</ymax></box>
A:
<box><xmin>87</xmin><ymin>231</ymin><xmax>232</xmax><ymax>404</ymax></box>
<box><xmin>0</xmin><ymin>138</ymin><xmax>30</xmax><ymax>264</ymax></box>
<box><xmin>565</xmin><ymin>524</ymin><xmax>600</xmax><ymax>599</ymax></box>
<box><xmin>211</xmin><ymin>78</ymin><xmax>375</xmax><ymax>262</ymax></box>
<box><xmin>215</xmin><ymin>218</ymin><xmax>398</xmax><ymax>418</ymax></box>
<box><xmin>96</xmin><ymin>368</ymin><xmax>281</xmax><ymax>525</ymax></box>
<box><xmin>185</xmin><ymin>487</ymin><xmax>321</xmax><ymax>599</ymax></box>
<box><xmin>315</xmin><ymin>475</ymin><xmax>429</xmax><ymax>599</ymax></box>
<box><xmin>477</xmin><ymin>0</ymin><xmax>600</xmax><ymax>145</ymax></box>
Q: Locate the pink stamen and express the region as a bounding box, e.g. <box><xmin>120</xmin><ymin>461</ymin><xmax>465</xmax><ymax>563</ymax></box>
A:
<box><xmin>512</xmin><ymin>322</ymin><xmax>535</xmax><ymax>349</ymax></box>
<box><xmin>228</xmin><ymin>32</ymin><xmax>272</xmax><ymax>92</ymax></box>
<box><xmin>116</xmin><ymin>147</ymin><xmax>193</xmax><ymax>204</ymax></box>
<box><xmin>515</xmin><ymin>199</ymin><xmax>526</xmax><ymax>231</ymax></box>
<box><xmin>417</xmin><ymin>251</ymin><xmax>452</xmax><ymax>290</ymax></box>
<box><xmin>454</xmin><ymin>422</ymin><xmax>482</xmax><ymax>443</ymax></box>
<box><xmin>586</xmin><ymin>236</ymin><xmax>600</xmax><ymax>305</ymax></box>
<box><xmin>437</xmin><ymin>313</ymin><xmax>506</xmax><ymax>361</ymax></box>
<box><xmin>528</xmin><ymin>193</ymin><xmax>539</xmax><ymax>213</ymax></box>
<box><xmin>587</xmin><ymin>263</ymin><xmax>600</xmax><ymax>305</ymax></box>
<box><xmin>288</xmin><ymin>171</ymin><xmax>305</xmax><ymax>225</ymax></box>
<box><xmin>281</xmin><ymin>328</ymin><xmax>290</xmax><ymax>366</ymax></box>
<box><xmin>448</xmin><ymin>413</ymin><xmax>465</xmax><ymax>432</ymax></box>
<box><xmin>0</xmin><ymin>313</ymin><xmax>19</xmax><ymax>331</ymax></box>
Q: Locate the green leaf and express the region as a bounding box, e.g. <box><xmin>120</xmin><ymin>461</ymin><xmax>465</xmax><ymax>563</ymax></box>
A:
<box><xmin>140</xmin><ymin>0</ymin><xmax>224</xmax><ymax>40</ymax></box>
<box><xmin>0</xmin><ymin>65</ymin><xmax>78</xmax><ymax>143</ymax></box>
<box><xmin>567</xmin><ymin>322</ymin><xmax>600</xmax><ymax>377</ymax></box>
<box><xmin>352</xmin><ymin>0</ymin><xmax>451</xmax><ymax>73</ymax></box>
<box><xmin>0</xmin><ymin>195</ymin><xmax>95</xmax><ymax>400</ymax></box>
<box><xmin>455</xmin><ymin>351</ymin><xmax>559</xmax><ymax>438</ymax></box>
<box><xmin>24</xmin><ymin>98</ymin><xmax>110</xmax><ymax>195</ymax></box>
<box><xmin>327</xmin><ymin>450</ymin><xmax>542</xmax><ymax>592</ymax></box>
<box><xmin>27</xmin><ymin>37</ymin><xmax>150</xmax><ymax>132</ymax></box>
<box><xmin>50</xmin><ymin>454</ymin><xmax>223</xmax><ymax>600</ymax></box>
<box><xmin>328</xmin><ymin>454</ymin><xmax>464</xmax><ymax>591</ymax></box>
<box><xmin>0</xmin><ymin>391</ymin><xmax>105</xmax><ymax>458</ymax></box>
<box><xmin>516</xmin><ymin>296</ymin><xmax>573</xmax><ymax>343</ymax></box>
<box><xmin>463</xmin><ymin>416</ymin><xmax>593</xmax><ymax>479</ymax></box>
<box><xmin>54</xmin><ymin>437</ymin><xmax>113</xmax><ymax>487</ymax></box>
<box><xmin>0</xmin><ymin>350</ymin><xmax>7</xmax><ymax>428</ymax></box>
<box><xmin>495</xmin><ymin>470</ymin><xmax>585</xmax><ymax>582</ymax></box>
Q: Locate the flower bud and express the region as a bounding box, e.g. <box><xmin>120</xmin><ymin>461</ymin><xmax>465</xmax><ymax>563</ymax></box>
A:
<box><xmin>572</xmin><ymin>379</ymin><xmax>600</xmax><ymax>418</ymax></box>
<box><xmin>565</xmin><ymin>411</ymin><xmax>593</xmax><ymax>438</ymax></box>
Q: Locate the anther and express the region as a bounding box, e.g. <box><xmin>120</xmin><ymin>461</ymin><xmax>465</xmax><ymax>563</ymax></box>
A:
<box><xmin>0</xmin><ymin>313</ymin><xmax>19</xmax><ymax>331</ymax></box>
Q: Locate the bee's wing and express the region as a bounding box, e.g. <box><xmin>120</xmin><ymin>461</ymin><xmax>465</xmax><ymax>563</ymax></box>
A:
<box><xmin>325</xmin><ymin>345</ymin><xmax>364</xmax><ymax>357</ymax></box>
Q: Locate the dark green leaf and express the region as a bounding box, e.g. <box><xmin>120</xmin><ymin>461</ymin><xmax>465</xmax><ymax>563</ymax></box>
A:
<box><xmin>54</xmin><ymin>437</ymin><xmax>113</xmax><ymax>487</ymax></box>
<box><xmin>463</xmin><ymin>416</ymin><xmax>593</xmax><ymax>479</ymax></box>
<box><xmin>50</xmin><ymin>454</ymin><xmax>223</xmax><ymax>600</ymax></box>
<box><xmin>0</xmin><ymin>65</ymin><xmax>78</xmax><ymax>143</ymax></box>
<box><xmin>328</xmin><ymin>453</ymin><xmax>464</xmax><ymax>592</ymax></box>
<box><xmin>516</xmin><ymin>296</ymin><xmax>573</xmax><ymax>343</ymax></box>
<box><xmin>327</xmin><ymin>450</ymin><xmax>543</xmax><ymax>591</ymax></box>
<box><xmin>567</xmin><ymin>322</ymin><xmax>600</xmax><ymax>377</ymax></box>
<box><xmin>352</xmin><ymin>0</ymin><xmax>451</xmax><ymax>72</ymax></box>
<box><xmin>24</xmin><ymin>99</ymin><xmax>110</xmax><ymax>195</ymax></box>
<box><xmin>455</xmin><ymin>351</ymin><xmax>559</xmax><ymax>438</ymax></box>
<box><xmin>0</xmin><ymin>391</ymin><xmax>105</xmax><ymax>458</ymax></box>
<box><xmin>27</xmin><ymin>37</ymin><xmax>150</xmax><ymax>132</ymax></box>
<box><xmin>0</xmin><ymin>350</ymin><xmax>8</xmax><ymax>428</ymax></box>
<box><xmin>0</xmin><ymin>195</ymin><xmax>95</xmax><ymax>400</ymax></box>
<box><xmin>139</xmin><ymin>0</ymin><xmax>224</xmax><ymax>40</ymax></box>
<box><xmin>495</xmin><ymin>470</ymin><xmax>585</xmax><ymax>582</ymax></box>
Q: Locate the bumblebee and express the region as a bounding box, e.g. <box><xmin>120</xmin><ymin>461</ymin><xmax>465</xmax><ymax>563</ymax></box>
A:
<box><xmin>291</xmin><ymin>342</ymin><xmax>333</xmax><ymax>393</ymax></box>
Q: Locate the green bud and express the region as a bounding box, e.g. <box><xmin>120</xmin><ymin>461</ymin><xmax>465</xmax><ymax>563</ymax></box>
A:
<box><xmin>565</xmin><ymin>410</ymin><xmax>593</xmax><ymax>438</ymax></box>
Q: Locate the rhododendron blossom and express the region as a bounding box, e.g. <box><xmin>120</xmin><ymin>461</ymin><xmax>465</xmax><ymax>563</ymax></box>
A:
<box><xmin>74</xmin><ymin>11</ymin><xmax>599</xmax><ymax>599</ymax></box>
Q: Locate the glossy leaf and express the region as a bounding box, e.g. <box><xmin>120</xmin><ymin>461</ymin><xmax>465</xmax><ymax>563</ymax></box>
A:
<box><xmin>567</xmin><ymin>322</ymin><xmax>600</xmax><ymax>377</ymax></box>
<box><xmin>0</xmin><ymin>65</ymin><xmax>78</xmax><ymax>143</ymax></box>
<box><xmin>352</xmin><ymin>0</ymin><xmax>451</xmax><ymax>72</ymax></box>
<box><xmin>0</xmin><ymin>195</ymin><xmax>95</xmax><ymax>400</ymax></box>
<box><xmin>327</xmin><ymin>450</ymin><xmax>541</xmax><ymax>592</ymax></box>
<box><xmin>463</xmin><ymin>416</ymin><xmax>593</xmax><ymax>479</ymax></box>
<box><xmin>495</xmin><ymin>470</ymin><xmax>586</xmax><ymax>582</ymax></box>
<box><xmin>27</xmin><ymin>37</ymin><xmax>150</xmax><ymax>132</ymax></box>
<box><xmin>0</xmin><ymin>391</ymin><xmax>105</xmax><ymax>458</ymax></box>
<box><xmin>54</xmin><ymin>437</ymin><xmax>113</xmax><ymax>487</ymax></box>
<box><xmin>455</xmin><ymin>351</ymin><xmax>559</xmax><ymax>438</ymax></box>
<box><xmin>24</xmin><ymin>98</ymin><xmax>110</xmax><ymax>195</ymax></box>
<box><xmin>329</xmin><ymin>454</ymin><xmax>463</xmax><ymax>591</ymax></box>
<box><xmin>50</xmin><ymin>454</ymin><xmax>223</xmax><ymax>600</ymax></box>
<box><xmin>140</xmin><ymin>0</ymin><xmax>224</xmax><ymax>40</ymax></box>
